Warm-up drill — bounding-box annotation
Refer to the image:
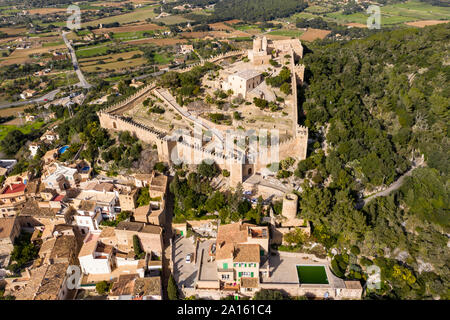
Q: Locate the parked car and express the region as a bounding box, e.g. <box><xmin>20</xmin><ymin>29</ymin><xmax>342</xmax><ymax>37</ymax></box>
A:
<box><xmin>185</xmin><ymin>254</ymin><xmax>192</xmax><ymax>264</ymax></box>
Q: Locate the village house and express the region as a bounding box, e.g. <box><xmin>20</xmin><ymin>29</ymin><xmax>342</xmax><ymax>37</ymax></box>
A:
<box><xmin>72</xmin><ymin>186</ymin><xmax>119</xmax><ymax>220</ymax></box>
<box><xmin>0</xmin><ymin>159</ymin><xmax>17</xmax><ymax>177</ymax></box>
<box><xmin>115</xmin><ymin>221</ymin><xmax>163</xmax><ymax>257</ymax></box>
<box><xmin>133</xmin><ymin>201</ymin><xmax>165</xmax><ymax>227</ymax></box>
<box><xmin>42</xmin><ymin>149</ymin><xmax>59</xmax><ymax>164</ymax></box>
<box><xmin>0</xmin><ymin>216</ymin><xmax>21</xmax><ymax>256</ymax></box>
<box><xmin>42</xmin><ymin>163</ymin><xmax>80</xmax><ymax>191</ymax></box>
<box><xmin>116</xmin><ymin>184</ymin><xmax>139</xmax><ymax>212</ymax></box>
<box><xmin>133</xmin><ymin>173</ymin><xmax>153</xmax><ymax>188</ymax></box>
<box><xmin>20</xmin><ymin>89</ymin><xmax>36</xmax><ymax>100</ymax></box>
<box><xmin>29</xmin><ymin>142</ymin><xmax>40</xmax><ymax>157</ymax></box>
<box><xmin>78</xmin><ymin>233</ymin><xmax>115</xmax><ymax>275</ymax></box>
<box><xmin>40</xmin><ymin>129</ymin><xmax>60</xmax><ymax>143</ymax></box>
<box><xmin>129</xmin><ymin>79</ymin><xmax>144</xmax><ymax>89</ymax></box>
<box><xmin>213</xmin><ymin>222</ymin><xmax>269</xmax><ymax>294</ymax></box>
<box><xmin>108</xmin><ymin>274</ymin><xmax>162</xmax><ymax>300</ymax></box>
<box><xmin>148</xmin><ymin>172</ymin><xmax>169</xmax><ymax>200</ymax></box>
<box><xmin>0</xmin><ymin>181</ymin><xmax>28</xmax><ymax>216</ymax></box>
<box><xmin>179</xmin><ymin>44</ymin><xmax>194</xmax><ymax>54</ymax></box>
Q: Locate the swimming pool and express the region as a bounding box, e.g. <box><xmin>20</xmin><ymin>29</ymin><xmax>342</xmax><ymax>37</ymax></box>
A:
<box><xmin>59</xmin><ymin>145</ymin><xmax>69</xmax><ymax>154</ymax></box>
<box><xmin>296</xmin><ymin>265</ymin><xmax>329</xmax><ymax>284</ymax></box>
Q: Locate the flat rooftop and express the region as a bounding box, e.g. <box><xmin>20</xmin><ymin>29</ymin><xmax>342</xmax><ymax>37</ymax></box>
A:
<box><xmin>235</xmin><ymin>69</ymin><xmax>262</xmax><ymax>80</ymax></box>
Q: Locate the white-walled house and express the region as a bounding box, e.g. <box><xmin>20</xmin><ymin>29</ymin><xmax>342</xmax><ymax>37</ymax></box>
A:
<box><xmin>73</xmin><ymin>201</ymin><xmax>103</xmax><ymax>235</ymax></box>
<box><xmin>78</xmin><ymin>234</ymin><xmax>115</xmax><ymax>275</ymax></box>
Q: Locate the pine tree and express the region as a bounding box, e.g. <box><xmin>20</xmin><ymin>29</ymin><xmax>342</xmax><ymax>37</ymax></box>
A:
<box><xmin>167</xmin><ymin>274</ymin><xmax>179</xmax><ymax>300</ymax></box>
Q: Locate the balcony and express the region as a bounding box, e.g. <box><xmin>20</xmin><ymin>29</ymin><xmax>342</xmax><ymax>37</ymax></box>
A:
<box><xmin>222</xmin><ymin>282</ymin><xmax>240</xmax><ymax>291</ymax></box>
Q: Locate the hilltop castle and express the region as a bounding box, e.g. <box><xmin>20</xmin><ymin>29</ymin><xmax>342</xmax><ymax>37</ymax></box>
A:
<box><xmin>98</xmin><ymin>37</ymin><xmax>308</xmax><ymax>191</ymax></box>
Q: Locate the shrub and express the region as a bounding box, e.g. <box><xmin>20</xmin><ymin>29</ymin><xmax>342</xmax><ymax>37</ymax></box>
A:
<box><xmin>133</xmin><ymin>235</ymin><xmax>145</xmax><ymax>259</ymax></box>
<box><xmin>253</xmin><ymin>289</ymin><xmax>285</xmax><ymax>300</ymax></box>
<box><xmin>350</xmin><ymin>245</ymin><xmax>361</xmax><ymax>255</ymax></box>
<box><xmin>96</xmin><ymin>281</ymin><xmax>111</xmax><ymax>295</ymax></box>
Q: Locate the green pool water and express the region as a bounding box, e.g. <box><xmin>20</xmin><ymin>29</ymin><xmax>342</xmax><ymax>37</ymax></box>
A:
<box><xmin>296</xmin><ymin>265</ymin><xmax>329</xmax><ymax>284</ymax></box>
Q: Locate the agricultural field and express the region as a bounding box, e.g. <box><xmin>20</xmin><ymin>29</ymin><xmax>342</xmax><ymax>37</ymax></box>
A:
<box><xmin>153</xmin><ymin>14</ymin><xmax>193</xmax><ymax>25</ymax></box>
<box><xmin>75</xmin><ymin>43</ymin><xmax>114</xmax><ymax>59</ymax></box>
<box><xmin>267</xmin><ymin>29</ymin><xmax>304</xmax><ymax>38</ymax></box>
<box><xmin>124</xmin><ymin>37</ymin><xmax>187</xmax><ymax>45</ymax></box>
<box><xmin>405</xmin><ymin>20</ymin><xmax>449</xmax><ymax>27</ymax></box>
<box><xmin>0</xmin><ymin>44</ymin><xmax>67</xmax><ymax>66</ymax></box>
<box><xmin>83</xmin><ymin>5</ymin><xmax>160</xmax><ymax>27</ymax></box>
<box><xmin>0</xmin><ymin>121</ymin><xmax>45</xmax><ymax>141</ymax></box>
<box><xmin>326</xmin><ymin>0</ymin><xmax>450</xmax><ymax>26</ymax></box>
<box><xmin>78</xmin><ymin>49</ymin><xmax>154</xmax><ymax>73</ymax></box>
<box><xmin>299</xmin><ymin>28</ymin><xmax>331</xmax><ymax>42</ymax></box>
<box><xmin>91</xmin><ymin>23</ymin><xmax>166</xmax><ymax>35</ymax></box>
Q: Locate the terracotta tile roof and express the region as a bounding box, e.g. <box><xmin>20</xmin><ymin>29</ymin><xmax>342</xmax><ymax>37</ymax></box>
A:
<box><xmin>134</xmin><ymin>205</ymin><xmax>150</xmax><ymax>221</ymax></box>
<box><xmin>92</xmin><ymin>182</ymin><xmax>114</xmax><ymax>192</ymax></box>
<box><xmin>345</xmin><ymin>280</ymin><xmax>362</xmax><ymax>289</ymax></box>
<box><xmin>233</xmin><ymin>243</ymin><xmax>260</xmax><ymax>263</ymax></box>
<box><xmin>99</xmin><ymin>227</ymin><xmax>116</xmax><ymax>238</ymax></box>
<box><xmin>149</xmin><ymin>174</ymin><xmax>168</xmax><ymax>191</ymax></box>
<box><xmin>19</xmin><ymin>199</ymin><xmax>58</xmax><ymax>218</ymax></box>
<box><xmin>78</xmin><ymin>234</ymin><xmax>99</xmax><ymax>258</ymax></box>
<box><xmin>116</xmin><ymin>221</ymin><xmax>161</xmax><ymax>234</ymax></box>
<box><xmin>78</xmin><ymin>200</ymin><xmax>96</xmax><ymax>212</ymax></box>
<box><xmin>133</xmin><ymin>174</ymin><xmax>153</xmax><ymax>181</ymax></box>
<box><xmin>216</xmin><ymin>223</ymin><xmax>248</xmax><ymax>244</ymax></box>
<box><xmin>0</xmin><ymin>217</ymin><xmax>17</xmax><ymax>239</ymax></box>
<box><xmin>116</xmin><ymin>221</ymin><xmax>144</xmax><ymax>232</ymax></box>
<box><xmin>39</xmin><ymin>238</ymin><xmax>56</xmax><ymax>257</ymax></box>
<box><xmin>133</xmin><ymin>277</ymin><xmax>161</xmax><ymax>297</ymax></box>
<box><xmin>215</xmin><ymin>242</ymin><xmax>235</xmax><ymax>260</ymax></box>
<box><xmin>34</xmin><ymin>263</ymin><xmax>69</xmax><ymax>300</ymax></box>
<box><xmin>240</xmin><ymin>277</ymin><xmax>259</xmax><ymax>288</ymax></box>
<box><xmin>110</xmin><ymin>274</ymin><xmax>138</xmax><ymax>297</ymax></box>
<box><xmin>49</xmin><ymin>235</ymin><xmax>78</xmax><ymax>263</ymax></box>
<box><xmin>141</xmin><ymin>224</ymin><xmax>162</xmax><ymax>235</ymax></box>
<box><xmin>1</xmin><ymin>183</ymin><xmax>26</xmax><ymax>195</ymax></box>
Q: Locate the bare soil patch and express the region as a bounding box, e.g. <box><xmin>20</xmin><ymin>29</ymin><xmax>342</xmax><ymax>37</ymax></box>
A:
<box><xmin>0</xmin><ymin>105</ymin><xmax>28</xmax><ymax>118</ymax></box>
<box><xmin>346</xmin><ymin>23</ymin><xmax>367</xmax><ymax>28</ymax></box>
<box><xmin>299</xmin><ymin>28</ymin><xmax>331</xmax><ymax>41</ymax></box>
<box><xmin>405</xmin><ymin>20</ymin><xmax>449</xmax><ymax>27</ymax></box>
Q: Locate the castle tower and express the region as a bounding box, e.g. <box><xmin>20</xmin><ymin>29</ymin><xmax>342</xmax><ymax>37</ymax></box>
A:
<box><xmin>262</xmin><ymin>36</ymin><xmax>268</xmax><ymax>52</ymax></box>
<box><xmin>253</xmin><ymin>37</ymin><xmax>262</xmax><ymax>52</ymax></box>
<box><xmin>281</xmin><ymin>193</ymin><xmax>298</xmax><ymax>222</ymax></box>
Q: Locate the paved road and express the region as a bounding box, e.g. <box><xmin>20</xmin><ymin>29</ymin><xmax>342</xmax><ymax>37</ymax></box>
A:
<box><xmin>62</xmin><ymin>31</ymin><xmax>92</xmax><ymax>89</ymax></box>
<box><xmin>0</xmin><ymin>89</ymin><xmax>60</xmax><ymax>109</ymax></box>
<box><xmin>357</xmin><ymin>159</ymin><xmax>426</xmax><ymax>208</ymax></box>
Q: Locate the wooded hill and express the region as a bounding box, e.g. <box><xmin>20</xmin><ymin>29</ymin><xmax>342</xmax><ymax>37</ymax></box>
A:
<box><xmin>296</xmin><ymin>22</ymin><xmax>449</xmax><ymax>299</ymax></box>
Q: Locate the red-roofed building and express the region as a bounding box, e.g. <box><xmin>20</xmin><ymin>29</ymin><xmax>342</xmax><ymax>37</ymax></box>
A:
<box><xmin>0</xmin><ymin>183</ymin><xmax>27</xmax><ymax>217</ymax></box>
